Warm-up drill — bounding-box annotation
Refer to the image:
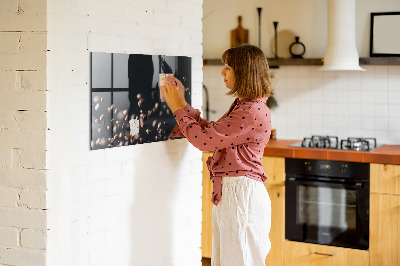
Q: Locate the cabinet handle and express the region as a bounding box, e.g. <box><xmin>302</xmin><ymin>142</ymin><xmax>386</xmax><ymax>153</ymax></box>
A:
<box><xmin>314</xmin><ymin>252</ymin><xmax>335</xmax><ymax>257</ymax></box>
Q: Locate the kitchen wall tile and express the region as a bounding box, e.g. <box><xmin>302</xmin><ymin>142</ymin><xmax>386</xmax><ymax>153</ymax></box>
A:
<box><xmin>323</xmin><ymin>115</ymin><xmax>336</xmax><ymax>129</ymax></box>
<box><xmin>287</xmin><ymin>113</ymin><xmax>300</xmax><ymax>127</ymax></box>
<box><xmin>374</xmin><ymin>117</ymin><xmax>389</xmax><ymax>130</ymax></box>
<box><xmin>273</xmin><ymin>67</ymin><xmax>286</xmax><ymax>78</ymax></box>
<box><xmin>322</xmin><ymin>70</ymin><xmax>335</xmax><ymax>78</ymax></box>
<box><xmin>361</xmin><ymin>104</ymin><xmax>374</xmax><ymax>117</ymax></box>
<box><xmin>388</xmin><ymin>104</ymin><xmax>400</xmax><ymax>117</ymax></box>
<box><xmin>348</xmin><ymin>103</ymin><xmax>362</xmax><ymax>116</ymax></box>
<box><xmin>361</xmin><ymin>72</ymin><xmax>374</xmax><ymax>91</ymax></box>
<box><xmin>286</xmin><ymin>126</ymin><xmax>301</xmax><ymax>139</ymax></box>
<box><xmin>374</xmin><ymin>90</ymin><xmax>388</xmax><ymax>104</ymax></box>
<box><xmin>296</xmin><ymin>127</ymin><xmax>312</xmax><ymax>138</ymax></box>
<box><xmin>361</xmin><ymin>129</ymin><xmax>375</xmax><ymax>138</ymax></box>
<box><xmin>348</xmin><ymin>90</ymin><xmax>362</xmax><ymax>103</ymax></box>
<box><xmin>336</xmin><ymin>128</ymin><xmax>349</xmax><ymax>140</ymax></box>
<box><xmin>374</xmin><ymin>130</ymin><xmax>389</xmax><ymax>144</ymax></box>
<box><xmin>298</xmin><ymin>77</ymin><xmax>311</xmax><ymax>89</ymax></box>
<box><xmin>311</xmin><ymin>102</ymin><xmax>324</xmax><ymax>113</ymax></box>
<box><xmin>388</xmin><ymin>75</ymin><xmax>400</xmax><ymax>91</ymax></box>
<box><xmin>298</xmin><ymin>67</ymin><xmax>311</xmax><ymax>78</ymax></box>
<box><xmin>362</xmin><ymin>116</ymin><xmax>375</xmax><ymax>130</ymax></box>
<box><xmin>311</xmin><ymin>127</ymin><xmax>325</xmax><ymax>136</ymax></box>
<box><xmin>349</xmin><ymin>116</ymin><xmax>362</xmax><ymax>129</ymax></box>
<box><xmin>323</xmin><ymin>103</ymin><xmax>336</xmax><ymax>115</ymax></box>
<box><xmin>335</xmin><ymin>72</ymin><xmax>349</xmax><ymax>90</ymax></box>
<box><xmin>336</xmin><ymin>90</ymin><xmax>349</xmax><ymax>103</ymax></box>
<box><xmin>323</xmin><ymin>87</ymin><xmax>336</xmax><ymax>103</ymax></box>
<box><xmin>324</xmin><ymin>127</ymin><xmax>337</xmax><ymax>136</ymax></box>
<box><xmin>374</xmin><ymin>65</ymin><xmax>388</xmax><ymax>77</ymax></box>
<box><xmin>374</xmin><ymin>77</ymin><xmax>388</xmax><ymax>91</ymax></box>
<box><xmin>349</xmin><ymin>128</ymin><xmax>362</xmax><ymax>137</ymax></box>
<box><xmin>348</xmin><ymin>71</ymin><xmax>362</xmax><ymax>90</ymax></box>
<box><xmin>311</xmin><ymin>86</ymin><xmax>323</xmax><ymax>101</ymax></box>
<box><xmin>336</xmin><ymin>103</ymin><xmax>349</xmax><ymax>116</ymax></box>
<box><xmin>311</xmin><ymin>114</ymin><xmax>323</xmax><ymax>128</ymax></box>
<box><xmin>273</xmin><ymin>75</ymin><xmax>286</xmax><ymax>90</ymax></box>
<box><xmin>375</xmin><ymin>104</ymin><xmax>389</xmax><ymax>117</ymax></box>
<box><xmin>336</xmin><ymin>115</ymin><xmax>348</xmax><ymax>128</ymax></box>
<box><xmin>362</xmin><ymin>65</ymin><xmax>375</xmax><ymax>74</ymax></box>
<box><xmin>286</xmin><ymin>77</ymin><xmax>299</xmax><ymax>89</ymax></box>
<box><xmin>388</xmin><ymin>91</ymin><xmax>400</xmax><ymax>104</ymax></box>
<box><xmin>298</xmin><ymin>102</ymin><xmax>312</xmax><ymax>115</ymax></box>
<box><xmin>310</xmin><ymin>66</ymin><xmax>323</xmax><ymax>77</ymax></box>
<box><xmin>388</xmin><ymin>131</ymin><xmax>400</xmax><ymax>144</ymax></box>
<box><xmin>285</xmin><ymin>66</ymin><xmax>298</xmax><ymax>77</ymax></box>
<box><xmin>203</xmin><ymin>65</ymin><xmax>400</xmax><ymax>144</ymax></box>
<box><xmin>310</xmin><ymin>77</ymin><xmax>324</xmax><ymax>90</ymax></box>
<box><xmin>361</xmin><ymin>90</ymin><xmax>374</xmax><ymax>103</ymax></box>
<box><xmin>388</xmin><ymin>117</ymin><xmax>400</xmax><ymax>131</ymax></box>
<box><xmin>387</xmin><ymin>65</ymin><xmax>400</xmax><ymax>76</ymax></box>
<box><xmin>298</xmin><ymin>89</ymin><xmax>313</xmax><ymax>103</ymax></box>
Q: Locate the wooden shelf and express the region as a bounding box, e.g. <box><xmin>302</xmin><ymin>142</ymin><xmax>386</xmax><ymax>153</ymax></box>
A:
<box><xmin>203</xmin><ymin>58</ymin><xmax>323</xmax><ymax>67</ymax></box>
<box><xmin>203</xmin><ymin>57</ymin><xmax>400</xmax><ymax>67</ymax></box>
<box><xmin>268</xmin><ymin>58</ymin><xmax>322</xmax><ymax>67</ymax></box>
<box><xmin>359</xmin><ymin>57</ymin><xmax>400</xmax><ymax>65</ymax></box>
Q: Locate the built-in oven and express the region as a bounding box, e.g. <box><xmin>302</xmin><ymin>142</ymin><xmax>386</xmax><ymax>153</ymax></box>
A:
<box><xmin>285</xmin><ymin>158</ymin><xmax>369</xmax><ymax>250</ymax></box>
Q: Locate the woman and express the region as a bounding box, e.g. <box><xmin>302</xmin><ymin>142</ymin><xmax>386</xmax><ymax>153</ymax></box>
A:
<box><xmin>161</xmin><ymin>44</ymin><xmax>273</xmax><ymax>266</ymax></box>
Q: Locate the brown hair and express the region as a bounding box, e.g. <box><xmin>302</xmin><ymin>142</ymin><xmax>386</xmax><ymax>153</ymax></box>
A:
<box><xmin>221</xmin><ymin>44</ymin><xmax>273</xmax><ymax>99</ymax></box>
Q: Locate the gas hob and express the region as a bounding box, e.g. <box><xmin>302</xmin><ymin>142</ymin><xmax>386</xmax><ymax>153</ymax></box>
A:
<box><xmin>289</xmin><ymin>135</ymin><xmax>383</xmax><ymax>151</ymax></box>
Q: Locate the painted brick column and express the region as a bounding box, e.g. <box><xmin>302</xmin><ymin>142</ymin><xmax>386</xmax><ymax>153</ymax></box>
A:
<box><xmin>0</xmin><ymin>0</ymin><xmax>48</xmax><ymax>265</ymax></box>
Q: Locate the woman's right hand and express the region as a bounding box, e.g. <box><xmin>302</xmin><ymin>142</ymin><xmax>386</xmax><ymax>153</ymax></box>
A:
<box><xmin>168</xmin><ymin>76</ymin><xmax>187</xmax><ymax>108</ymax></box>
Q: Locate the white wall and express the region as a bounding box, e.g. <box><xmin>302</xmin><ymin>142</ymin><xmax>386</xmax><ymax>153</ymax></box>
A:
<box><xmin>47</xmin><ymin>0</ymin><xmax>203</xmax><ymax>266</ymax></box>
<box><xmin>203</xmin><ymin>0</ymin><xmax>400</xmax><ymax>145</ymax></box>
<box><xmin>203</xmin><ymin>0</ymin><xmax>400</xmax><ymax>58</ymax></box>
<box><xmin>0</xmin><ymin>0</ymin><xmax>48</xmax><ymax>265</ymax></box>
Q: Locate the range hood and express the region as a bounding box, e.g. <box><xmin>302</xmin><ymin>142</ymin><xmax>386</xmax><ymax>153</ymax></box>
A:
<box><xmin>320</xmin><ymin>0</ymin><xmax>365</xmax><ymax>71</ymax></box>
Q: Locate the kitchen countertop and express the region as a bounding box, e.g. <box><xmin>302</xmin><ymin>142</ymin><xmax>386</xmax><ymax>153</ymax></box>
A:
<box><xmin>263</xmin><ymin>139</ymin><xmax>400</xmax><ymax>165</ymax></box>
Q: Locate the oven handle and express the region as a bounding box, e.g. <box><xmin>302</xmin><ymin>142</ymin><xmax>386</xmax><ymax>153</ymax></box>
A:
<box><xmin>286</xmin><ymin>177</ymin><xmax>364</xmax><ymax>189</ymax></box>
<box><xmin>314</xmin><ymin>252</ymin><xmax>335</xmax><ymax>257</ymax></box>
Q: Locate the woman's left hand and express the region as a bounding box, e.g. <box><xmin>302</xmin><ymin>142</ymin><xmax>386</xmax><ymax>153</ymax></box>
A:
<box><xmin>160</xmin><ymin>78</ymin><xmax>183</xmax><ymax>113</ymax></box>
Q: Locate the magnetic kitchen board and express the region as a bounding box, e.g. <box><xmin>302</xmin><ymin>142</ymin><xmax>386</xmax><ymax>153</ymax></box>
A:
<box><xmin>90</xmin><ymin>52</ymin><xmax>191</xmax><ymax>150</ymax></box>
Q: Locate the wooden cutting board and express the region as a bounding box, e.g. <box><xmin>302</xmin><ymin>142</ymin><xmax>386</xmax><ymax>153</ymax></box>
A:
<box><xmin>231</xmin><ymin>16</ymin><xmax>249</xmax><ymax>48</ymax></box>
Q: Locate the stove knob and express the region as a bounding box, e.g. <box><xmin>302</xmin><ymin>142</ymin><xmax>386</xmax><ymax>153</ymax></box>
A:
<box><xmin>305</xmin><ymin>162</ymin><xmax>312</xmax><ymax>171</ymax></box>
<box><xmin>340</xmin><ymin>164</ymin><xmax>347</xmax><ymax>174</ymax></box>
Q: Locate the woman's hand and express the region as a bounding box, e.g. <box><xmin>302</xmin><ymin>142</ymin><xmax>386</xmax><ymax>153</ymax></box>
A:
<box><xmin>160</xmin><ymin>77</ymin><xmax>184</xmax><ymax>113</ymax></box>
<box><xmin>170</xmin><ymin>76</ymin><xmax>187</xmax><ymax>108</ymax></box>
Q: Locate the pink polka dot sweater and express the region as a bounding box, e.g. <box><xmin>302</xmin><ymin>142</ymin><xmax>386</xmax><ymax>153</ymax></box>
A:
<box><xmin>169</xmin><ymin>97</ymin><xmax>272</xmax><ymax>206</ymax></box>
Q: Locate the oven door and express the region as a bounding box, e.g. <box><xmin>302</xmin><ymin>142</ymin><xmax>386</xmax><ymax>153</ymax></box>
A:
<box><xmin>285</xmin><ymin>177</ymin><xmax>369</xmax><ymax>250</ymax></box>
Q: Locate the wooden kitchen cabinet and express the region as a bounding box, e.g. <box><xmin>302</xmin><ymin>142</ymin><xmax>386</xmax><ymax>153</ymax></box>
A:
<box><xmin>201</xmin><ymin>154</ymin><xmax>286</xmax><ymax>266</ymax></box>
<box><xmin>370</xmin><ymin>163</ymin><xmax>400</xmax><ymax>266</ymax></box>
<box><xmin>370</xmin><ymin>163</ymin><xmax>400</xmax><ymax>195</ymax></box>
<box><xmin>284</xmin><ymin>241</ymin><xmax>369</xmax><ymax>266</ymax></box>
<box><xmin>202</xmin><ymin>152</ymin><xmax>213</xmax><ymax>258</ymax></box>
<box><xmin>370</xmin><ymin>193</ymin><xmax>400</xmax><ymax>266</ymax></box>
<box><xmin>262</xmin><ymin>156</ymin><xmax>285</xmax><ymax>266</ymax></box>
<box><xmin>261</xmin><ymin>156</ymin><xmax>285</xmax><ymax>186</ymax></box>
<box><xmin>264</xmin><ymin>184</ymin><xmax>285</xmax><ymax>266</ymax></box>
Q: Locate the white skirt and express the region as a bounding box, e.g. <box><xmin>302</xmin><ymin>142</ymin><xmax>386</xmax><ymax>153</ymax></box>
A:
<box><xmin>212</xmin><ymin>176</ymin><xmax>271</xmax><ymax>266</ymax></box>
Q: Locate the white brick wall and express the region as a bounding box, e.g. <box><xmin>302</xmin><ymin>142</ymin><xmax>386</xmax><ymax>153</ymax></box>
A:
<box><xmin>47</xmin><ymin>1</ymin><xmax>203</xmax><ymax>266</ymax></box>
<box><xmin>0</xmin><ymin>0</ymin><xmax>48</xmax><ymax>265</ymax></box>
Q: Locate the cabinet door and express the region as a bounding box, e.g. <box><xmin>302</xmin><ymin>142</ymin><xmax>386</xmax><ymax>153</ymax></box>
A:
<box><xmin>261</xmin><ymin>156</ymin><xmax>285</xmax><ymax>185</ymax></box>
<box><xmin>370</xmin><ymin>163</ymin><xmax>400</xmax><ymax>195</ymax></box>
<box><xmin>264</xmin><ymin>185</ymin><xmax>284</xmax><ymax>266</ymax></box>
<box><xmin>370</xmin><ymin>193</ymin><xmax>400</xmax><ymax>266</ymax></box>
<box><xmin>202</xmin><ymin>152</ymin><xmax>213</xmax><ymax>258</ymax></box>
<box><xmin>284</xmin><ymin>241</ymin><xmax>369</xmax><ymax>266</ymax></box>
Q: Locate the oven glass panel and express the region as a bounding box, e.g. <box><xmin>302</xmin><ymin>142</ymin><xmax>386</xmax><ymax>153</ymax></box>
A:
<box><xmin>297</xmin><ymin>186</ymin><xmax>357</xmax><ymax>230</ymax></box>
